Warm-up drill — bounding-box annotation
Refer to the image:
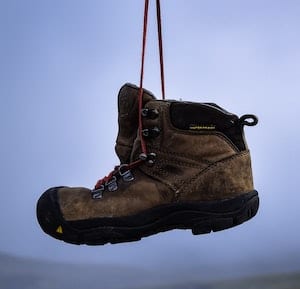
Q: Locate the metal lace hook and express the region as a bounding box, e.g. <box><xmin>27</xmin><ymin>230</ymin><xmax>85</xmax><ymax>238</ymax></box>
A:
<box><xmin>91</xmin><ymin>185</ymin><xmax>105</xmax><ymax>199</ymax></box>
<box><xmin>119</xmin><ymin>164</ymin><xmax>134</xmax><ymax>182</ymax></box>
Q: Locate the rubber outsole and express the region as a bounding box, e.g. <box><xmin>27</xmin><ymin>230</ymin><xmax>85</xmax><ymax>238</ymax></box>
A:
<box><xmin>37</xmin><ymin>189</ymin><xmax>259</xmax><ymax>246</ymax></box>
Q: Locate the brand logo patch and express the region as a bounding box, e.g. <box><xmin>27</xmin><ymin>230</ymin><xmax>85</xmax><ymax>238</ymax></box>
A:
<box><xmin>56</xmin><ymin>225</ymin><xmax>63</xmax><ymax>234</ymax></box>
<box><xmin>189</xmin><ymin>124</ymin><xmax>216</xmax><ymax>131</ymax></box>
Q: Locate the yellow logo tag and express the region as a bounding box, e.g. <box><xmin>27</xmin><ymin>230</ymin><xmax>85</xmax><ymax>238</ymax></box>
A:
<box><xmin>189</xmin><ymin>124</ymin><xmax>216</xmax><ymax>131</ymax></box>
<box><xmin>56</xmin><ymin>225</ymin><xmax>63</xmax><ymax>234</ymax></box>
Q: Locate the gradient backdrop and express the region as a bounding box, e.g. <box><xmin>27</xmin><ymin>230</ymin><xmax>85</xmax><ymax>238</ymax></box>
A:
<box><xmin>1</xmin><ymin>0</ymin><xmax>300</xmax><ymax>279</ymax></box>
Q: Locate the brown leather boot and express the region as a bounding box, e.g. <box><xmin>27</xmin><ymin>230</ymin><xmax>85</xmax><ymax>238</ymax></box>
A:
<box><xmin>36</xmin><ymin>84</ymin><xmax>259</xmax><ymax>245</ymax></box>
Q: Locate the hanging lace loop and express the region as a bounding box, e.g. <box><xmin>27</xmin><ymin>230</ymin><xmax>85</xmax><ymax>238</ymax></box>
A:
<box><xmin>156</xmin><ymin>0</ymin><xmax>166</xmax><ymax>100</ymax></box>
<box><xmin>94</xmin><ymin>0</ymin><xmax>166</xmax><ymax>191</ymax></box>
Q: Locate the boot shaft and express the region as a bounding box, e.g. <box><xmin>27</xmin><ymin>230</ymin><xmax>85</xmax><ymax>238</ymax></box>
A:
<box><xmin>115</xmin><ymin>83</ymin><xmax>155</xmax><ymax>164</ymax></box>
<box><xmin>131</xmin><ymin>99</ymin><xmax>255</xmax><ymax>162</ymax></box>
<box><xmin>131</xmin><ymin>98</ymin><xmax>256</xmax><ymax>200</ymax></box>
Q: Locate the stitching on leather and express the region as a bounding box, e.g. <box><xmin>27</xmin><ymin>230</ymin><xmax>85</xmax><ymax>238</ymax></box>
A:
<box><xmin>157</xmin><ymin>158</ymin><xmax>207</xmax><ymax>169</ymax></box>
<box><xmin>153</xmin><ymin>148</ymin><xmax>212</xmax><ymax>165</ymax></box>
<box><xmin>146</xmin><ymin>148</ymin><xmax>210</xmax><ymax>168</ymax></box>
<box><xmin>140</xmin><ymin>167</ymin><xmax>177</xmax><ymax>192</ymax></box>
<box><xmin>175</xmin><ymin>151</ymin><xmax>249</xmax><ymax>201</ymax></box>
<box><xmin>116</xmin><ymin>142</ymin><xmax>133</xmax><ymax>149</ymax></box>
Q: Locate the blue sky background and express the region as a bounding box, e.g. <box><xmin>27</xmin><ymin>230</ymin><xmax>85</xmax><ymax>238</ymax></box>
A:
<box><xmin>1</xmin><ymin>0</ymin><xmax>300</xmax><ymax>277</ymax></box>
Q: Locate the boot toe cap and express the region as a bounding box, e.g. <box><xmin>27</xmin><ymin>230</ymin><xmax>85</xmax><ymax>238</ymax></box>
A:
<box><xmin>36</xmin><ymin>187</ymin><xmax>66</xmax><ymax>240</ymax></box>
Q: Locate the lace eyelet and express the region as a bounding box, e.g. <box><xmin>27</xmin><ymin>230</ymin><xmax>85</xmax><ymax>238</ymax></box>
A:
<box><xmin>141</xmin><ymin>108</ymin><xmax>159</xmax><ymax>119</ymax></box>
<box><xmin>142</xmin><ymin>127</ymin><xmax>160</xmax><ymax>138</ymax></box>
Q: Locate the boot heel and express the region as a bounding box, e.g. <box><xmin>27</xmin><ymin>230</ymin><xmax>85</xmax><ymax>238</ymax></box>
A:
<box><xmin>192</xmin><ymin>191</ymin><xmax>259</xmax><ymax>235</ymax></box>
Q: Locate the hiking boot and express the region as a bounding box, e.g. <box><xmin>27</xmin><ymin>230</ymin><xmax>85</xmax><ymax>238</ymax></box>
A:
<box><xmin>36</xmin><ymin>84</ymin><xmax>259</xmax><ymax>245</ymax></box>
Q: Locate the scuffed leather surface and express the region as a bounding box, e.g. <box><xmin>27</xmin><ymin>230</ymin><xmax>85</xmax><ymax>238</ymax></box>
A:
<box><xmin>58</xmin><ymin>170</ymin><xmax>173</xmax><ymax>221</ymax></box>
<box><xmin>176</xmin><ymin>151</ymin><xmax>254</xmax><ymax>202</ymax></box>
<box><xmin>57</xmin><ymin>87</ymin><xmax>255</xmax><ymax>221</ymax></box>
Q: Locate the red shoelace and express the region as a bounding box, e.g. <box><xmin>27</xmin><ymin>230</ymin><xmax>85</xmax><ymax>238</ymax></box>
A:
<box><xmin>94</xmin><ymin>0</ymin><xmax>165</xmax><ymax>190</ymax></box>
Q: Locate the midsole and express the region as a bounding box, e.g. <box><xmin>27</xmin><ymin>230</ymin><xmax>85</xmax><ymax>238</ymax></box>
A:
<box><xmin>68</xmin><ymin>191</ymin><xmax>258</xmax><ymax>231</ymax></box>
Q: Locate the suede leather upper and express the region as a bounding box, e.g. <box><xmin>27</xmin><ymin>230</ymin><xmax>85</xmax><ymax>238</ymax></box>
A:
<box><xmin>57</xmin><ymin>84</ymin><xmax>255</xmax><ymax>221</ymax></box>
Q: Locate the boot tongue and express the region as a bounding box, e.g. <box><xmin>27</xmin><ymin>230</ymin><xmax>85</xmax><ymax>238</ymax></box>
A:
<box><xmin>115</xmin><ymin>83</ymin><xmax>156</xmax><ymax>164</ymax></box>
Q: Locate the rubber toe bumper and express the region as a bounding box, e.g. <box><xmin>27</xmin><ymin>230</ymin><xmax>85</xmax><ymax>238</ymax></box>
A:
<box><xmin>36</xmin><ymin>187</ymin><xmax>67</xmax><ymax>241</ymax></box>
